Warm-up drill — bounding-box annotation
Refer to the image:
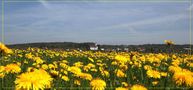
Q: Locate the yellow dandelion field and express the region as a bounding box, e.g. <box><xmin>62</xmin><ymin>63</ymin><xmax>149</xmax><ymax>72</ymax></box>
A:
<box><xmin>0</xmin><ymin>42</ymin><xmax>193</xmax><ymax>90</ymax></box>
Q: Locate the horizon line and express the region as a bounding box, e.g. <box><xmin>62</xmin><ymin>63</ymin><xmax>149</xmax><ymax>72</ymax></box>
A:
<box><xmin>6</xmin><ymin>41</ymin><xmax>193</xmax><ymax>46</ymax></box>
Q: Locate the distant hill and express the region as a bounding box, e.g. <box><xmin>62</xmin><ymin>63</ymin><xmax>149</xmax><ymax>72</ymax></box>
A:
<box><xmin>7</xmin><ymin>42</ymin><xmax>192</xmax><ymax>54</ymax></box>
<box><xmin>7</xmin><ymin>42</ymin><xmax>94</xmax><ymax>50</ymax></box>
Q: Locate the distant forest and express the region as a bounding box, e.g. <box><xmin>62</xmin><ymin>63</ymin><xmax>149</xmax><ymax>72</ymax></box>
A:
<box><xmin>7</xmin><ymin>42</ymin><xmax>192</xmax><ymax>54</ymax></box>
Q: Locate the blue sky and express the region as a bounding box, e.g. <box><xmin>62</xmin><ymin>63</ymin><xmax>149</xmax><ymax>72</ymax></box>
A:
<box><xmin>0</xmin><ymin>0</ymin><xmax>193</xmax><ymax>45</ymax></box>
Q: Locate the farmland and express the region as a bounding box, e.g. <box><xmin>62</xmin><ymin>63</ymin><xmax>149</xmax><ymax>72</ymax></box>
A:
<box><xmin>0</xmin><ymin>42</ymin><xmax>193</xmax><ymax>90</ymax></box>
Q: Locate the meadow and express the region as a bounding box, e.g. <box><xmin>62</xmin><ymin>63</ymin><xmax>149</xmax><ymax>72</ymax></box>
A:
<box><xmin>0</xmin><ymin>41</ymin><xmax>193</xmax><ymax>90</ymax></box>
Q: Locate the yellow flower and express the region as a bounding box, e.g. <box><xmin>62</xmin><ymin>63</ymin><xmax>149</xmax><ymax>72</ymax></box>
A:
<box><xmin>116</xmin><ymin>69</ymin><xmax>126</xmax><ymax>78</ymax></box>
<box><xmin>0</xmin><ymin>73</ymin><xmax>5</xmax><ymax>78</ymax></box>
<box><xmin>187</xmin><ymin>63</ymin><xmax>193</xmax><ymax>68</ymax></box>
<box><xmin>0</xmin><ymin>42</ymin><xmax>13</xmax><ymax>54</ymax></box>
<box><xmin>119</xmin><ymin>64</ymin><xmax>128</xmax><ymax>71</ymax></box>
<box><xmin>173</xmin><ymin>69</ymin><xmax>193</xmax><ymax>86</ymax></box>
<box><xmin>48</xmin><ymin>64</ymin><xmax>56</xmax><ymax>70</ymax></box>
<box><xmin>87</xmin><ymin>63</ymin><xmax>95</xmax><ymax>68</ymax></box>
<box><xmin>78</xmin><ymin>73</ymin><xmax>93</xmax><ymax>81</ymax></box>
<box><xmin>90</xmin><ymin>78</ymin><xmax>106</xmax><ymax>90</ymax></box>
<box><xmin>164</xmin><ymin>40</ymin><xmax>174</xmax><ymax>45</ymax></box>
<box><xmin>3</xmin><ymin>48</ymin><xmax>13</xmax><ymax>54</ymax></box>
<box><xmin>91</xmin><ymin>68</ymin><xmax>98</xmax><ymax>72</ymax></box>
<box><xmin>0</xmin><ymin>43</ymin><xmax>7</xmax><ymax>50</ymax></box>
<box><xmin>168</xmin><ymin>66</ymin><xmax>182</xmax><ymax>73</ymax></box>
<box><xmin>172</xmin><ymin>55</ymin><xmax>177</xmax><ymax>60</ymax></box>
<box><xmin>33</xmin><ymin>57</ymin><xmax>44</xmax><ymax>64</ymax></box>
<box><xmin>144</xmin><ymin>65</ymin><xmax>152</xmax><ymax>70</ymax></box>
<box><xmin>146</xmin><ymin>69</ymin><xmax>161</xmax><ymax>79</ymax></box>
<box><xmin>25</xmin><ymin>53</ymin><xmax>33</xmax><ymax>59</ymax></box>
<box><xmin>152</xmin><ymin>81</ymin><xmax>159</xmax><ymax>86</ymax></box>
<box><xmin>101</xmin><ymin>70</ymin><xmax>110</xmax><ymax>77</ymax></box>
<box><xmin>74</xmin><ymin>80</ymin><xmax>81</xmax><ymax>86</ymax></box>
<box><xmin>116</xmin><ymin>87</ymin><xmax>128</xmax><ymax>90</ymax></box>
<box><xmin>161</xmin><ymin>72</ymin><xmax>167</xmax><ymax>77</ymax></box>
<box><xmin>84</xmin><ymin>63</ymin><xmax>96</xmax><ymax>72</ymax></box>
<box><xmin>63</xmin><ymin>70</ymin><xmax>68</xmax><ymax>75</ymax></box>
<box><xmin>27</xmin><ymin>67</ymin><xmax>35</xmax><ymax>72</ymax></box>
<box><xmin>73</xmin><ymin>61</ymin><xmax>84</xmax><ymax>68</ymax></box>
<box><xmin>171</xmin><ymin>60</ymin><xmax>180</xmax><ymax>66</ymax></box>
<box><xmin>4</xmin><ymin>63</ymin><xmax>21</xmax><ymax>74</ymax></box>
<box><xmin>15</xmin><ymin>69</ymin><xmax>53</xmax><ymax>90</ymax></box>
<box><xmin>115</xmin><ymin>55</ymin><xmax>128</xmax><ymax>63</ymax></box>
<box><xmin>41</xmin><ymin>64</ymin><xmax>48</xmax><ymax>70</ymax></box>
<box><xmin>50</xmin><ymin>70</ymin><xmax>59</xmax><ymax>78</ymax></box>
<box><xmin>133</xmin><ymin>61</ymin><xmax>142</xmax><ymax>68</ymax></box>
<box><xmin>156</xmin><ymin>53</ymin><xmax>165</xmax><ymax>60</ymax></box>
<box><xmin>68</xmin><ymin>66</ymin><xmax>82</xmax><ymax>75</ymax></box>
<box><xmin>121</xmin><ymin>82</ymin><xmax>128</xmax><ymax>87</ymax></box>
<box><xmin>0</xmin><ymin>66</ymin><xmax>5</xmax><ymax>72</ymax></box>
<box><xmin>130</xmin><ymin>84</ymin><xmax>147</xmax><ymax>90</ymax></box>
<box><xmin>62</xmin><ymin>75</ymin><xmax>69</xmax><ymax>81</ymax></box>
<box><xmin>111</xmin><ymin>61</ymin><xmax>118</xmax><ymax>65</ymax></box>
<box><xmin>60</xmin><ymin>63</ymin><xmax>69</xmax><ymax>70</ymax></box>
<box><xmin>0</xmin><ymin>66</ymin><xmax>5</xmax><ymax>78</ymax></box>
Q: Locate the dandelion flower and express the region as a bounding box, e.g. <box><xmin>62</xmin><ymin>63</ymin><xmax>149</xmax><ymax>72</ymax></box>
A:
<box><xmin>122</xmin><ymin>82</ymin><xmax>128</xmax><ymax>87</ymax></box>
<box><xmin>78</xmin><ymin>73</ymin><xmax>93</xmax><ymax>81</ymax></box>
<box><xmin>146</xmin><ymin>69</ymin><xmax>161</xmax><ymax>79</ymax></box>
<box><xmin>33</xmin><ymin>57</ymin><xmax>44</xmax><ymax>64</ymax></box>
<box><xmin>15</xmin><ymin>69</ymin><xmax>53</xmax><ymax>90</ymax></box>
<box><xmin>62</xmin><ymin>75</ymin><xmax>69</xmax><ymax>81</ymax></box>
<box><xmin>168</xmin><ymin>66</ymin><xmax>182</xmax><ymax>73</ymax></box>
<box><xmin>161</xmin><ymin>72</ymin><xmax>167</xmax><ymax>77</ymax></box>
<box><xmin>130</xmin><ymin>84</ymin><xmax>147</xmax><ymax>90</ymax></box>
<box><xmin>74</xmin><ymin>80</ymin><xmax>81</xmax><ymax>86</ymax></box>
<box><xmin>173</xmin><ymin>69</ymin><xmax>193</xmax><ymax>86</ymax></box>
<box><xmin>90</xmin><ymin>78</ymin><xmax>106</xmax><ymax>90</ymax></box>
<box><xmin>41</xmin><ymin>64</ymin><xmax>48</xmax><ymax>70</ymax></box>
<box><xmin>116</xmin><ymin>69</ymin><xmax>126</xmax><ymax>78</ymax></box>
<box><xmin>0</xmin><ymin>66</ymin><xmax>5</xmax><ymax>72</ymax></box>
<box><xmin>0</xmin><ymin>42</ymin><xmax>13</xmax><ymax>54</ymax></box>
<box><xmin>101</xmin><ymin>70</ymin><xmax>110</xmax><ymax>77</ymax></box>
<box><xmin>0</xmin><ymin>73</ymin><xmax>5</xmax><ymax>78</ymax></box>
<box><xmin>50</xmin><ymin>70</ymin><xmax>59</xmax><ymax>78</ymax></box>
<box><xmin>152</xmin><ymin>81</ymin><xmax>159</xmax><ymax>86</ymax></box>
<box><xmin>68</xmin><ymin>66</ymin><xmax>82</xmax><ymax>75</ymax></box>
<box><xmin>144</xmin><ymin>65</ymin><xmax>152</xmax><ymax>70</ymax></box>
<box><xmin>4</xmin><ymin>63</ymin><xmax>21</xmax><ymax>74</ymax></box>
<box><xmin>115</xmin><ymin>55</ymin><xmax>128</xmax><ymax>63</ymax></box>
<box><xmin>164</xmin><ymin>40</ymin><xmax>174</xmax><ymax>45</ymax></box>
<box><xmin>116</xmin><ymin>87</ymin><xmax>128</xmax><ymax>90</ymax></box>
<box><xmin>0</xmin><ymin>66</ymin><xmax>5</xmax><ymax>78</ymax></box>
<box><xmin>25</xmin><ymin>53</ymin><xmax>33</xmax><ymax>59</ymax></box>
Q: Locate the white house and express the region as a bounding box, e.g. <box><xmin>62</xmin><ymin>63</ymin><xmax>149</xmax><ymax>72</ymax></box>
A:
<box><xmin>184</xmin><ymin>47</ymin><xmax>191</xmax><ymax>50</ymax></box>
<box><xmin>124</xmin><ymin>48</ymin><xmax>129</xmax><ymax>52</ymax></box>
<box><xmin>100</xmin><ymin>48</ymin><xmax>105</xmax><ymax>51</ymax></box>
<box><xmin>89</xmin><ymin>43</ymin><xmax>98</xmax><ymax>51</ymax></box>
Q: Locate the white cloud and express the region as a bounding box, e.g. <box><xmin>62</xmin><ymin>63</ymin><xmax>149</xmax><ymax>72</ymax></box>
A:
<box><xmin>97</xmin><ymin>13</ymin><xmax>187</xmax><ymax>31</ymax></box>
<box><xmin>189</xmin><ymin>4</ymin><xmax>193</xmax><ymax>10</ymax></box>
<box><xmin>38</xmin><ymin>0</ymin><xmax>50</xmax><ymax>8</ymax></box>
